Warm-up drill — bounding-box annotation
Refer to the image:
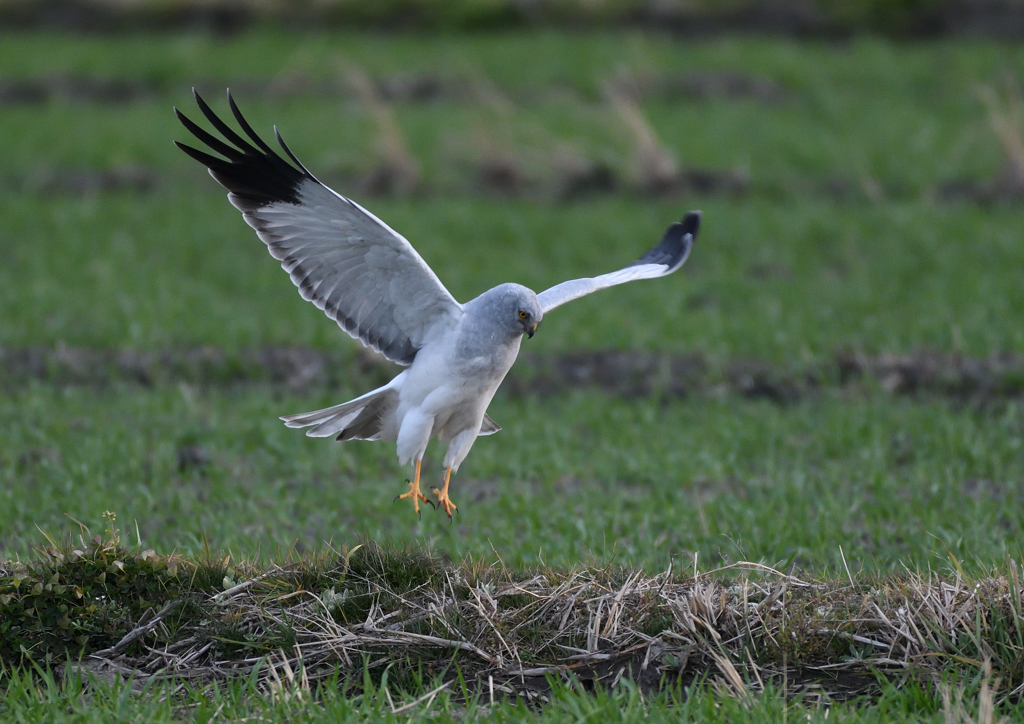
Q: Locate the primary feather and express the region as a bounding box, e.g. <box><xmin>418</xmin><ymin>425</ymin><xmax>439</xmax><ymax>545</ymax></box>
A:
<box><xmin>175</xmin><ymin>89</ymin><xmax>462</xmax><ymax>366</ymax></box>
<box><xmin>536</xmin><ymin>212</ymin><xmax>699</xmax><ymax>314</ymax></box>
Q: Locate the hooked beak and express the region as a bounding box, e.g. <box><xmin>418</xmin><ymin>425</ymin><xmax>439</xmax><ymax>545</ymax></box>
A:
<box><xmin>527</xmin><ymin>322</ymin><xmax>538</xmax><ymax>339</ymax></box>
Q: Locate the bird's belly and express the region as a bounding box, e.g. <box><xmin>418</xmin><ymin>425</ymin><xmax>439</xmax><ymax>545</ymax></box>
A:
<box><xmin>433</xmin><ymin>404</ymin><xmax>482</xmax><ymax>443</ymax></box>
<box><xmin>424</xmin><ymin>380</ymin><xmax>494</xmax><ymax>439</ymax></box>
<box><xmin>395</xmin><ymin>341</ymin><xmax>518</xmax><ymax>444</ymax></box>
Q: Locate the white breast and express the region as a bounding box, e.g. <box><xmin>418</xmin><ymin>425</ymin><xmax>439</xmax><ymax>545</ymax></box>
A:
<box><xmin>396</xmin><ymin>325</ymin><xmax>522</xmax><ymax>445</ymax></box>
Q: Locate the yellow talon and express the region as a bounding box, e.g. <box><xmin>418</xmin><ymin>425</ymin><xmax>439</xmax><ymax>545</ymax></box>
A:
<box><xmin>395</xmin><ymin>459</ymin><xmax>431</xmax><ymax>516</ymax></box>
<box><xmin>432</xmin><ymin>467</ymin><xmax>458</xmax><ymax>520</ymax></box>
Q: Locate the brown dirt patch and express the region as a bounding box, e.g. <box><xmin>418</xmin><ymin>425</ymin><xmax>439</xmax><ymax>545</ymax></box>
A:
<box><xmin>3</xmin><ymin>345</ymin><xmax>1023</xmax><ymax>405</ymax></box>
<box><xmin>10</xmin><ymin>165</ymin><xmax>161</xmax><ymax>196</ymax></box>
<box><xmin>5</xmin><ymin>1</ymin><xmax>1024</xmax><ymax>38</ymax></box>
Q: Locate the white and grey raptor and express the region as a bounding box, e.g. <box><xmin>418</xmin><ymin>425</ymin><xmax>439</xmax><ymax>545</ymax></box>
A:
<box><xmin>175</xmin><ymin>90</ymin><xmax>701</xmax><ymax>518</ymax></box>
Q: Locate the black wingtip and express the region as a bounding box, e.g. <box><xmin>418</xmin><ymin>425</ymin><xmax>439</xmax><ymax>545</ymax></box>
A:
<box><xmin>274</xmin><ymin>125</ymin><xmax>316</xmax><ymax>179</ymax></box>
<box><xmin>630</xmin><ymin>210</ymin><xmax>701</xmax><ymax>271</ymax></box>
<box><xmin>680</xmin><ymin>210</ymin><xmax>702</xmax><ymax>238</ymax></box>
<box><xmin>174</xmin><ymin>89</ymin><xmax>312</xmax><ymax>207</ymax></box>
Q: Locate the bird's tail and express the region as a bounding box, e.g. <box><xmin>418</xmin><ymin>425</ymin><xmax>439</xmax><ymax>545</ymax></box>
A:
<box><xmin>281</xmin><ymin>385</ymin><xmax>398</xmax><ymax>441</ymax></box>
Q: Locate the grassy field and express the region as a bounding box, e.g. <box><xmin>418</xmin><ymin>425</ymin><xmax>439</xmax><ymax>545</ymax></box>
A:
<box><xmin>2</xmin><ymin>29</ymin><xmax>1024</xmax><ymax>721</ymax></box>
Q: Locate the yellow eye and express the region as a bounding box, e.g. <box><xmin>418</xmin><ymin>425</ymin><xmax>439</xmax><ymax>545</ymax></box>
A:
<box><xmin>519</xmin><ymin>311</ymin><xmax>528</xmax><ymax>319</ymax></box>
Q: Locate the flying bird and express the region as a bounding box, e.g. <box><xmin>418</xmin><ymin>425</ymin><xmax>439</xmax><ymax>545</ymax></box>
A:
<box><xmin>175</xmin><ymin>90</ymin><xmax>700</xmax><ymax>519</ymax></box>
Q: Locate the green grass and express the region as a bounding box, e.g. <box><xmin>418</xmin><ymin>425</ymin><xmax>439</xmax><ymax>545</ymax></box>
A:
<box><xmin>5</xmin><ymin>667</ymin><xmax>1024</xmax><ymax>723</ymax></box>
<box><xmin>2</xmin><ymin>34</ymin><xmax>1024</xmax><ymax>357</ymax></box>
<box><xmin>0</xmin><ymin>33</ymin><xmax>1015</xmax><ymax>188</ymax></box>
<box><xmin>5</xmin><ymin>665</ymin><xmax>1017</xmax><ymax>723</ymax></box>
<box><xmin>3</xmin><ymin>384</ymin><xmax>1022</xmax><ymax>571</ymax></box>
<box><xmin>2</xmin><ymin>28</ymin><xmax>1024</xmax><ymax>719</ymax></box>
<box><xmin>4</xmin><ymin>194</ymin><xmax>1024</xmax><ymax>358</ymax></box>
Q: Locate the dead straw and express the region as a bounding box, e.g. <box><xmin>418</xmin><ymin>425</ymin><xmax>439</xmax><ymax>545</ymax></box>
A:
<box><xmin>344</xmin><ymin>66</ymin><xmax>420</xmax><ymax>196</ymax></box>
<box><xmin>977</xmin><ymin>75</ymin><xmax>1024</xmax><ymax>197</ymax></box>
<box><xmin>52</xmin><ymin>551</ymin><xmax>1024</xmax><ymax>704</ymax></box>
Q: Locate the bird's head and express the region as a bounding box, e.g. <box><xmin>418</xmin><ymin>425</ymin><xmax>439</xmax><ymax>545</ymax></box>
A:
<box><xmin>475</xmin><ymin>283</ymin><xmax>543</xmax><ymax>340</ymax></box>
<box><xmin>517</xmin><ymin>296</ymin><xmax>543</xmax><ymax>339</ymax></box>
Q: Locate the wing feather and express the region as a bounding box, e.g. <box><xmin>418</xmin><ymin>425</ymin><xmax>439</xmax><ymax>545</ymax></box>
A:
<box><xmin>479</xmin><ymin>413</ymin><xmax>501</xmax><ymax>436</ymax></box>
<box><xmin>536</xmin><ymin>211</ymin><xmax>700</xmax><ymax>314</ymax></box>
<box><xmin>175</xmin><ymin>89</ymin><xmax>462</xmax><ymax>365</ymax></box>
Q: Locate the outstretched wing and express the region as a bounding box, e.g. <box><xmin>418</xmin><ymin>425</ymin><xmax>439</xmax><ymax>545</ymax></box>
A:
<box><xmin>536</xmin><ymin>211</ymin><xmax>700</xmax><ymax>314</ymax></box>
<box><xmin>174</xmin><ymin>89</ymin><xmax>463</xmax><ymax>366</ymax></box>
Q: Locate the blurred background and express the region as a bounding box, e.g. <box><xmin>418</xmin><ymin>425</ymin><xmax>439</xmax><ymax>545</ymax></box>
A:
<box><xmin>1</xmin><ymin>0</ymin><xmax>1024</xmax><ymax>574</ymax></box>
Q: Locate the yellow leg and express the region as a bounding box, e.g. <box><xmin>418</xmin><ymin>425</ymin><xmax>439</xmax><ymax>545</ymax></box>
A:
<box><xmin>395</xmin><ymin>459</ymin><xmax>431</xmax><ymax>516</ymax></box>
<box><xmin>432</xmin><ymin>467</ymin><xmax>458</xmax><ymax>520</ymax></box>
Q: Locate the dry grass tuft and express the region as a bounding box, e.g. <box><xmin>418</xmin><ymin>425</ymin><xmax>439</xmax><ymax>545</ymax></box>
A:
<box><xmin>977</xmin><ymin>76</ymin><xmax>1024</xmax><ymax>198</ymax></box>
<box><xmin>5</xmin><ymin>533</ymin><xmax>1024</xmax><ymax>705</ymax></box>
<box><xmin>602</xmin><ymin>71</ymin><xmax>748</xmax><ymax>197</ymax></box>
<box><xmin>464</xmin><ymin>79</ymin><xmax>539</xmax><ymax>196</ymax></box>
<box><xmin>603</xmin><ymin>74</ymin><xmax>679</xmax><ymax>194</ymax></box>
<box><xmin>344</xmin><ymin>66</ymin><xmax>420</xmax><ymax>197</ymax></box>
<box><xmin>941</xmin><ymin>661</ymin><xmax>1009</xmax><ymax>724</ymax></box>
<box><xmin>460</xmin><ymin>78</ymin><xmax>616</xmax><ymax>200</ymax></box>
<box><xmin>265</xmin><ymin>646</ymin><xmax>311</xmax><ymax>703</ymax></box>
<box><xmin>944</xmin><ymin>75</ymin><xmax>1024</xmax><ymax>203</ymax></box>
